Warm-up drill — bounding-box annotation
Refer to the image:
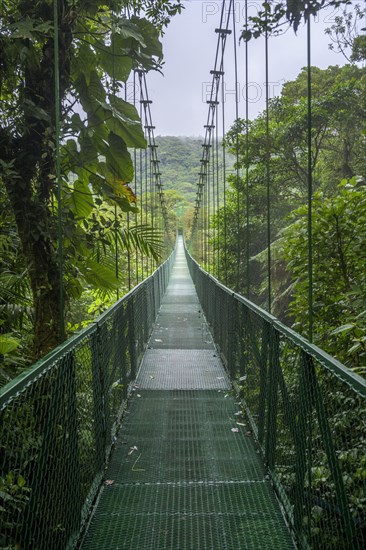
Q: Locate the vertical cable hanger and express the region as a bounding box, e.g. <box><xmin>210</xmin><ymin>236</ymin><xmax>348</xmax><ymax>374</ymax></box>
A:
<box><xmin>217</xmin><ymin>2</ymin><xmax>233</xmax><ymax>286</ymax></box>
<box><xmin>192</xmin><ymin>0</ymin><xmax>225</xmax><ymax>243</ymax></box>
<box><xmin>144</xmin><ymin>136</ymin><xmax>148</xmax><ymax>276</ymax></box>
<box><xmin>208</xmin><ymin>3</ymin><xmax>233</xmax><ymax>281</ymax></box>
<box><xmin>133</xmin><ymin>69</ymin><xmax>139</xmax><ymax>286</ymax></box>
<box><xmin>111</xmin><ymin>2</ymin><xmax>120</xmax><ymax>300</ymax></box>
<box><xmin>232</xmin><ymin>1</ymin><xmax>240</xmax><ymax>292</ymax></box>
<box><xmin>216</xmin><ymin>107</ymin><xmax>220</xmax><ymax>280</ymax></box>
<box><xmin>139</xmin><ymin>106</ymin><xmax>144</xmax><ymax>281</ymax></box>
<box><xmin>207</xmin><ymin>130</ymin><xmax>211</xmax><ymax>270</ymax></box>
<box><xmin>202</xmin><ymin>169</ymin><xmax>204</xmax><ymax>267</ymax></box>
<box><xmin>307</xmin><ymin>17</ymin><xmax>313</xmax><ymax>342</ymax></box>
<box><xmin>206</xmin><ymin>162</ymin><xmax>209</xmax><ymax>269</ymax></box>
<box><xmin>191</xmin><ymin>0</ymin><xmax>233</xmax><ymax>268</ymax></box>
<box><xmin>221</xmin><ymin>38</ymin><xmax>228</xmax><ymax>286</ymax></box>
<box><xmin>138</xmin><ymin>72</ymin><xmax>144</xmax><ymax>281</ymax></box>
<box><xmin>265</xmin><ymin>25</ymin><xmax>272</xmax><ymax>313</ymax></box>
<box><xmin>149</xmin><ymin>136</ymin><xmax>154</xmax><ymax>272</ymax></box>
<box><xmin>140</xmin><ymin>71</ymin><xmax>171</xmax><ymax>251</ymax></box>
<box><xmin>211</xmin><ymin>131</ymin><xmax>216</xmax><ymax>273</ymax></box>
<box><xmin>245</xmin><ymin>0</ymin><xmax>250</xmax><ymax>299</ymax></box>
<box><xmin>124</xmin><ymin>82</ymin><xmax>132</xmax><ymax>290</ymax></box>
<box><xmin>204</xmin><ymin>168</ymin><xmax>207</xmax><ymax>269</ymax></box>
<box><xmin>53</xmin><ymin>0</ymin><xmax>65</xmax><ymax>341</ymax></box>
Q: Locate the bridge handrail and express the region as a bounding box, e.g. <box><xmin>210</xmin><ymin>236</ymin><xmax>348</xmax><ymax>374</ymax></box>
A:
<box><xmin>185</xmin><ymin>250</ymin><xmax>365</xmax><ymax>398</ymax></box>
<box><xmin>0</xmin><ymin>265</ymin><xmax>164</xmax><ymax>408</ymax></box>
<box><xmin>185</xmin><ymin>245</ymin><xmax>366</xmax><ymax>550</ymax></box>
<box><xmin>0</xmin><ymin>247</ymin><xmax>175</xmax><ymax>549</ymax></box>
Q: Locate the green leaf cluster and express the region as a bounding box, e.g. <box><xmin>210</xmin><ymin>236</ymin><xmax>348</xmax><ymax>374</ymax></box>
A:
<box><xmin>208</xmin><ymin>63</ymin><xmax>365</xmax><ymax>375</ymax></box>
<box><xmin>0</xmin><ymin>0</ymin><xmax>181</xmax><ymax>361</ymax></box>
<box><xmin>281</xmin><ymin>178</ymin><xmax>366</xmax><ymax>374</ymax></box>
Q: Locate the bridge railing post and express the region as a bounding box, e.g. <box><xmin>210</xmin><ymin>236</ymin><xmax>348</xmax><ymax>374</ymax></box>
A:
<box><xmin>91</xmin><ymin>324</ymin><xmax>109</xmax><ymax>471</ymax></box>
<box><xmin>128</xmin><ymin>298</ymin><xmax>137</xmax><ymax>380</ymax></box>
<box><xmin>265</xmin><ymin>327</ymin><xmax>279</xmax><ymax>470</ymax></box>
<box><xmin>227</xmin><ymin>294</ymin><xmax>238</xmax><ymax>378</ymax></box>
<box><xmin>257</xmin><ymin>320</ymin><xmax>270</xmax><ymax>446</ymax></box>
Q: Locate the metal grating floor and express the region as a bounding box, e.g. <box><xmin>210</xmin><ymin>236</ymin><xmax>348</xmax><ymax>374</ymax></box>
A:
<box><xmin>80</xmin><ymin>238</ymin><xmax>294</xmax><ymax>549</ymax></box>
<box><xmin>80</xmin><ymin>483</ymin><xmax>293</xmax><ymax>550</ymax></box>
<box><xmin>137</xmin><ymin>351</ymin><xmax>229</xmax><ymax>389</ymax></box>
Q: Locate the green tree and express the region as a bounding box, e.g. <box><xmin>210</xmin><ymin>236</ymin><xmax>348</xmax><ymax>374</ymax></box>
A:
<box><xmin>325</xmin><ymin>3</ymin><xmax>366</xmax><ymax>62</ymax></box>
<box><xmin>242</xmin><ymin>1</ymin><xmax>359</xmax><ymax>38</ymax></box>
<box><xmin>280</xmin><ymin>178</ymin><xmax>366</xmax><ymax>375</ymax></box>
<box><xmin>217</xmin><ymin>64</ymin><xmax>365</xmax><ymax>301</ymax></box>
<box><xmin>0</xmin><ymin>0</ymin><xmax>182</xmax><ymax>359</ymax></box>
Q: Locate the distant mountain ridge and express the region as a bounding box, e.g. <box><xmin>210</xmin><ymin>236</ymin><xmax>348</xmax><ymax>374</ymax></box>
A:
<box><xmin>154</xmin><ymin>135</ymin><xmax>235</xmax><ymax>203</ymax></box>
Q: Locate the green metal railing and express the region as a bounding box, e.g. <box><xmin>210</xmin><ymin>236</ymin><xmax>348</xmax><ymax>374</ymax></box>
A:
<box><xmin>186</xmin><ymin>246</ymin><xmax>366</xmax><ymax>550</ymax></box>
<box><xmin>0</xmin><ymin>250</ymin><xmax>174</xmax><ymax>550</ymax></box>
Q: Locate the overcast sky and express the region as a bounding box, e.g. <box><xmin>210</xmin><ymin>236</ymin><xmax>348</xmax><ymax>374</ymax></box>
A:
<box><xmin>143</xmin><ymin>0</ymin><xmax>357</xmax><ymax>136</ymax></box>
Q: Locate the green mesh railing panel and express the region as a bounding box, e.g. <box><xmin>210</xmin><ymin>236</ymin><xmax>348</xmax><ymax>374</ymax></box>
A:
<box><xmin>186</xmin><ymin>247</ymin><xmax>366</xmax><ymax>550</ymax></box>
<box><xmin>80</xmin><ymin>237</ymin><xmax>295</xmax><ymax>549</ymax></box>
<box><xmin>0</xmin><ymin>252</ymin><xmax>174</xmax><ymax>550</ymax></box>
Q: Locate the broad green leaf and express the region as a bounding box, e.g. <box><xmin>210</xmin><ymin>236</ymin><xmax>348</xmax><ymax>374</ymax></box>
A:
<box><xmin>106</xmin><ymin>132</ymin><xmax>134</xmax><ymax>182</ymax></box>
<box><xmin>75</xmin><ymin>71</ymin><xmax>106</xmax><ymax>115</ymax></box>
<box><xmin>10</xmin><ymin>17</ymin><xmax>52</xmax><ymax>39</ymax></box>
<box><xmin>122</xmin><ymin>225</ymin><xmax>164</xmax><ymax>262</ymax></box>
<box><xmin>114</xmin><ymin>18</ymin><xmax>146</xmax><ymax>45</ymax></box>
<box><xmin>69</xmin><ymin>180</ymin><xmax>94</xmax><ymax>220</ymax></box>
<box><xmin>72</xmin><ymin>43</ymin><xmax>97</xmax><ymax>85</ymax></box>
<box><xmin>79</xmin><ymin>134</ymin><xmax>98</xmax><ymax>166</ymax></box>
<box><xmin>0</xmin><ymin>334</ymin><xmax>20</xmax><ymax>355</ymax></box>
<box><xmin>97</xmin><ymin>99</ymin><xmax>146</xmax><ymax>148</ymax></box>
<box><xmin>88</xmin><ymin>124</ymin><xmax>109</xmax><ymax>151</ymax></box>
<box><xmin>98</xmin><ymin>49</ymin><xmax>133</xmax><ymax>82</ymax></box>
<box><xmin>131</xmin><ymin>17</ymin><xmax>163</xmax><ymax>60</ymax></box>
<box><xmin>109</xmin><ymin>95</ymin><xmax>141</xmax><ymax>122</ymax></box>
<box><xmin>62</xmin><ymin>139</ymin><xmax>79</xmax><ymax>171</ymax></box>
<box><xmin>22</xmin><ymin>99</ymin><xmax>50</xmax><ymax>122</ymax></box>
<box><xmin>83</xmin><ymin>259</ymin><xmax>119</xmax><ymax>290</ymax></box>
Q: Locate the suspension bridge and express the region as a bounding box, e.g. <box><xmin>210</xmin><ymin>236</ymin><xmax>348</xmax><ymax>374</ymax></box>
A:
<box><xmin>1</xmin><ymin>1</ymin><xmax>366</xmax><ymax>549</ymax></box>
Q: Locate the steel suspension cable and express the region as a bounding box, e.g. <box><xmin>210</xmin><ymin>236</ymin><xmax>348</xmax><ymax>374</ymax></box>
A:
<box><xmin>245</xmin><ymin>0</ymin><xmax>250</xmax><ymax>299</ymax></box>
<box><xmin>140</xmin><ymin>71</ymin><xmax>171</xmax><ymax>249</ymax></box>
<box><xmin>191</xmin><ymin>0</ymin><xmax>232</xmax><ymax>261</ymax></box>
<box><xmin>139</xmin><ymin>80</ymin><xmax>144</xmax><ymax>281</ymax></box>
<box><xmin>211</xmin><ymin>129</ymin><xmax>216</xmax><ymax>274</ymax></box>
<box><xmin>221</xmin><ymin>39</ymin><xmax>228</xmax><ymax>286</ymax></box>
<box><xmin>149</xmin><ymin>142</ymin><xmax>154</xmax><ymax>271</ymax></box>
<box><xmin>204</xmin><ymin>169</ymin><xmax>207</xmax><ymax>269</ymax></box>
<box><xmin>307</xmin><ymin>18</ymin><xmax>313</xmax><ymax>342</ymax></box>
<box><xmin>232</xmin><ymin>1</ymin><xmax>240</xmax><ymax>292</ymax></box>
<box><xmin>265</xmin><ymin>28</ymin><xmax>272</xmax><ymax>313</ymax></box>
<box><xmin>216</xmin><ymin>107</ymin><xmax>220</xmax><ymax>280</ymax></box>
<box><xmin>207</xmin><ymin>144</ymin><xmax>210</xmax><ymax>270</ymax></box>
<box><xmin>144</xmin><ymin>145</ymin><xmax>148</xmax><ymax>275</ymax></box>
<box><xmin>133</xmin><ymin>70</ymin><xmax>139</xmax><ymax>285</ymax></box>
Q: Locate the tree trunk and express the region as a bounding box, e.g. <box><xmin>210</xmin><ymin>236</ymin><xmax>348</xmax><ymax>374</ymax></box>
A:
<box><xmin>4</xmin><ymin>173</ymin><xmax>63</xmax><ymax>360</ymax></box>
<box><xmin>1</xmin><ymin>3</ymin><xmax>75</xmax><ymax>361</ymax></box>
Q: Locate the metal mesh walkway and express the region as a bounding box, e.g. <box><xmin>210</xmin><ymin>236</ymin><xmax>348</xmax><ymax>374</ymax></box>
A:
<box><xmin>80</xmin><ymin>238</ymin><xmax>294</xmax><ymax>549</ymax></box>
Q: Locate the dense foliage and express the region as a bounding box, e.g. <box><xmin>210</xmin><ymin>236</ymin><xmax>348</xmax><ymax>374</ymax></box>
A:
<box><xmin>0</xmin><ymin>0</ymin><xmax>183</xmax><ymax>378</ymax></box>
<box><xmin>280</xmin><ymin>179</ymin><xmax>366</xmax><ymax>375</ymax></box>
<box><xmin>206</xmin><ymin>62</ymin><xmax>365</xmax><ymax>373</ymax></box>
<box><xmin>135</xmin><ymin>135</ymin><xmax>234</xmax><ymax>204</ymax></box>
<box><xmin>242</xmin><ymin>0</ymin><xmax>363</xmax><ymax>38</ymax></box>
